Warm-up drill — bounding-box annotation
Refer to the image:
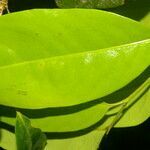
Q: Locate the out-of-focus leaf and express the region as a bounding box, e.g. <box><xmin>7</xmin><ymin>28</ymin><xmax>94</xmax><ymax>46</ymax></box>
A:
<box><xmin>56</xmin><ymin>0</ymin><xmax>124</xmax><ymax>9</ymax></box>
<box><xmin>1</xmin><ymin>103</ymin><xmax>109</xmax><ymax>132</ymax></box>
<box><xmin>108</xmin><ymin>0</ymin><xmax>150</xmax><ymax>21</ymax></box>
<box><xmin>104</xmin><ymin>78</ymin><xmax>150</xmax><ymax>128</ymax></box>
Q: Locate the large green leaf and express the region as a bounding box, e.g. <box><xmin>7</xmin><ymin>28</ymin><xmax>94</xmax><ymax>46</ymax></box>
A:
<box><xmin>0</xmin><ymin>9</ymin><xmax>149</xmax><ymax>108</ymax></box>
<box><xmin>56</xmin><ymin>0</ymin><xmax>124</xmax><ymax>9</ymax></box>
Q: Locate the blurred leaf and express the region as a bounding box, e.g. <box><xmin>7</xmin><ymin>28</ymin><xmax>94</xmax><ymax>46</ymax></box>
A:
<box><xmin>108</xmin><ymin>0</ymin><xmax>150</xmax><ymax>21</ymax></box>
<box><xmin>115</xmin><ymin>86</ymin><xmax>150</xmax><ymax>127</ymax></box>
<box><xmin>141</xmin><ymin>12</ymin><xmax>150</xmax><ymax>28</ymax></box>
<box><xmin>56</xmin><ymin>0</ymin><xmax>124</xmax><ymax>8</ymax></box>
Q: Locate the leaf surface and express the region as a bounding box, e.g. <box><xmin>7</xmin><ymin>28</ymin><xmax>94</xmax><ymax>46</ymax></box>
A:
<box><xmin>0</xmin><ymin>9</ymin><xmax>149</xmax><ymax>108</ymax></box>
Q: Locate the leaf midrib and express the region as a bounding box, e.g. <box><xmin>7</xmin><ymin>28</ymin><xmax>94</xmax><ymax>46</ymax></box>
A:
<box><xmin>0</xmin><ymin>39</ymin><xmax>149</xmax><ymax>70</ymax></box>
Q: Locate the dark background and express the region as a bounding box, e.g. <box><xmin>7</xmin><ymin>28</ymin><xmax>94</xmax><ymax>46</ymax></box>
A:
<box><xmin>100</xmin><ymin>118</ymin><xmax>150</xmax><ymax>150</ymax></box>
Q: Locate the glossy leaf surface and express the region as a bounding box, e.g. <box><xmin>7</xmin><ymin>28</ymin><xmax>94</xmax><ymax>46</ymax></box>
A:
<box><xmin>0</xmin><ymin>9</ymin><xmax>149</xmax><ymax>108</ymax></box>
<box><xmin>56</xmin><ymin>0</ymin><xmax>124</xmax><ymax>9</ymax></box>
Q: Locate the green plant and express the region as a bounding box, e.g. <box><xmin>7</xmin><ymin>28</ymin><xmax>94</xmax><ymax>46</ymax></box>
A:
<box><xmin>0</xmin><ymin>1</ymin><xmax>150</xmax><ymax>150</ymax></box>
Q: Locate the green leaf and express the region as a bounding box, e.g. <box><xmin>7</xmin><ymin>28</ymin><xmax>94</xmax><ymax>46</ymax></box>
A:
<box><xmin>0</xmin><ymin>9</ymin><xmax>149</xmax><ymax>109</ymax></box>
<box><xmin>1</xmin><ymin>103</ymin><xmax>109</xmax><ymax>132</ymax></box>
<box><xmin>56</xmin><ymin>0</ymin><xmax>124</xmax><ymax>9</ymax></box>
<box><xmin>15</xmin><ymin>112</ymin><xmax>47</xmax><ymax>150</ymax></box>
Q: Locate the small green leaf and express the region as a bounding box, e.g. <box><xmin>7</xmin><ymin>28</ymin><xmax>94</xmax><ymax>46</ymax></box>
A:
<box><xmin>56</xmin><ymin>0</ymin><xmax>124</xmax><ymax>9</ymax></box>
<box><xmin>15</xmin><ymin>112</ymin><xmax>47</xmax><ymax>150</ymax></box>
